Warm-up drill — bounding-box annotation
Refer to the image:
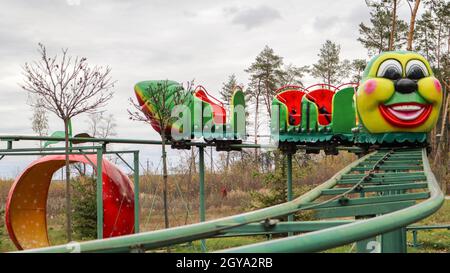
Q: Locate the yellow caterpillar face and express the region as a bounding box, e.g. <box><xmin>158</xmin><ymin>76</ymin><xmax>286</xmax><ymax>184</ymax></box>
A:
<box><xmin>356</xmin><ymin>51</ymin><xmax>443</xmax><ymax>133</ymax></box>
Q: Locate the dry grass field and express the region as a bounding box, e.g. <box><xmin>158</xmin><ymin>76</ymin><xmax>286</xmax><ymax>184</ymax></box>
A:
<box><xmin>0</xmin><ymin>151</ymin><xmax>448</xmax><ymax>252</ymax></box>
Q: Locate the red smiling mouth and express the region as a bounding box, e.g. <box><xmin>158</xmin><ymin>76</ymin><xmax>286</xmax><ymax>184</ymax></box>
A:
<box><xmin>379</xmin><ymin>103</ymin><xmax>432</xmax><ymax>128</ymax></box>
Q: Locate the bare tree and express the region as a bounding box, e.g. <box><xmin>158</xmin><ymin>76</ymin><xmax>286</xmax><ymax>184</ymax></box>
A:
<box><xmin>128</xmin><ymin>80</ymin><xmax>193</xmax><ymax>232</ymax></box>
<box><xmin>21</xmin><ymin>43</ymin><xmax>115</xmax><ymax>241</ymax></box>
<box><xmin>72</xmin><ymin>112</ymin><xmax>118</xmax><ymax>176</ymax></box>
<box><xmin>87</xmin><ymin>112</ymin><xmax>117</xmax><ymax>138</ymax></box>
<box><xmin>30</xmin><ymin>97</ymin><xmax>49</xmax><ymax>148</ymax></box>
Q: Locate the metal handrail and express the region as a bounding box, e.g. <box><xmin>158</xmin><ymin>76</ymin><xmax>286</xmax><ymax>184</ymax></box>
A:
<box><xmin>17</xmin><ymin>152</ymin><xmax>375</xmax><ymax>253</ymax></box>
<box><xmin>275</xmin><ymin>85</ymin><xmax>307</xmax><ymax>94</ymax></box>
<box><xmin>218</xmin><ymin>148</ymin><xmax>444</xmax><ymax>253</ymax></box>
<box><xmin>305</xmin><ymin>83</ymin><xmax>339</xmax><ymax>92</ymax></box>
<box><xmin>336</xmin><ymin>82</ymin><xmax>359</xmax><ymax>90</ymax></box>
<box><xmin>0</xmin><ymin>135</ymin><xmax>363</xmax><ymax>151</ymax></box>
<box><xmin>6</xmin><ymin>144</ymin><xmax>443</xmax><ymax>253</ymax></box>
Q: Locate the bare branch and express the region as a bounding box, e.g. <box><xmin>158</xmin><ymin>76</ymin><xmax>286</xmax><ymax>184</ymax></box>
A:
<box><xmin>127</xmin><ymin>79</ymin><xmax>194</xmax><ymax>138</ymax></box>
<box><xmin>21</xmin><ymin>43</ymin><xmax>115</xmax><ymax>121</ymax></box>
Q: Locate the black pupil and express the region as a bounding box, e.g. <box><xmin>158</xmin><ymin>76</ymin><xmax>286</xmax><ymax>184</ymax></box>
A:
<box><xmin>408</xmin><ymin>66</ymin><xmax>425</xmax><ymax>80</ymax></box>
<box><xmin>383</xmin><ymin>67</ymin><xmax>401</xmax><ymax>80</ymax></box>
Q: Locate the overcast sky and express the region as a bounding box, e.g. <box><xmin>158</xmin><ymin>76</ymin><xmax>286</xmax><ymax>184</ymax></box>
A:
<box><xmin>0</xmin><ymin>0</ymin><xmax>418</xmax><ymax>178</ymax></box>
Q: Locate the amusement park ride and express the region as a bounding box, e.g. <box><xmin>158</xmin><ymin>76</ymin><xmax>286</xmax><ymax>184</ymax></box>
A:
<box><xmin>0</xmin><ymin>51</ymin><xmax>446</xmax><ymax>253</ymax></box>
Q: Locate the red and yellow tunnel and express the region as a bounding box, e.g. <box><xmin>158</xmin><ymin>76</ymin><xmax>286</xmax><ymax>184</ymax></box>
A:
<box><xmin>5</xmin><ymin>155</ymin><xmax>134</xmax><ymax>250</ymax></box>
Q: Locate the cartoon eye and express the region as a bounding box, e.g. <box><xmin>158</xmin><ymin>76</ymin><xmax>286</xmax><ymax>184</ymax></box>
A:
<box><xmin>406</xmin><ymin>60</ymin><xmax>429</xmax><ymax>80</ymax></box>
<box><xmin>377</xmin><ymin>59</ymin><xmax>402</xmax><ymax>80</ymax></box>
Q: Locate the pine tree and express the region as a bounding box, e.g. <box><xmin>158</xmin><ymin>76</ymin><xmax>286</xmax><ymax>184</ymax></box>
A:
<box><xmin>279</xmin><ymin>64</ymin><xmax>309</xmax><ymax>86</ymax></box>
<box><xmin>350</xmin><ymin>59</ymin><xmax>367</xmax><ymax>82</ymax></box>
<box><xmin>220</xmin><ymin>74</ymin><xmax>238</xmax><ymax>106</ymax></box>
<box><xmin>357</xmin><ymin>1</ymin><xmax>408</xmax><ymax>56</ymax></box>
<box><xmin>245</xmin><ymin>46</ymin><xmax>286</xmax><ymax>119</ymax></box>
<box><xmin>416</xmin><ymin>0</ymin><xmax>449</xmax><ymax>77</ymax></box>
<box><xmin>245</xmin><ymin>45</ymin><xmax>286</xmax><ymax>163</ymax></box>
<box><xmin>310</xmin><ymin>40</ymin><xmax>351</xmax><ymax>86</ymax></box>
<box><xmin>414</xmin><ymin>11</ymin><xmax>437</xmax><ymax>64</ymax></box>
<box><xmin>414</xmin><ymin>0</ymin><xmax>449</xmax><ymax>173</ymax></box>
<box><xmin>406</xmin><ymin>0</ymin><xmax>422</xmax><ymax>51</ymax></box>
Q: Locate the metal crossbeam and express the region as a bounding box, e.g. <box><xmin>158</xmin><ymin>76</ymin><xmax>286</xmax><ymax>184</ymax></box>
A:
<box><xmin>314</xmin><ymin>201</ymin><xmax>416</xmax><ymax>219</ymax></box>
<box><xmin>341</xmin><ymin>172</ymin><xmax>425</xmax><ymax>179</ymax></box>
<box><xmin>321</xmin><ymin>182</ymin><xmax>428</xmax><ymax>195</ymax></box>
<box><xmin>10</xmin><ymin>144</ymin><xmax>443</xmax><ymax>254</ymax></box>
<box><xmin>216</xmin><ymin>220</ymin><xmax>354</xmax><ymax>236</ymax></box>
<box><xmin>338</xmin><ymin>176</ymin><xmax>427</xmax><ymax>184</ymax></box>
<box><xmin>301</xmin><ymin>192</ymin><xmax>429</xmax><ymax>209</ymax></box>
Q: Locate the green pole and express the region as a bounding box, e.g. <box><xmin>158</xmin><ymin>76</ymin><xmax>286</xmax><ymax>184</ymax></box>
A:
<box><xmin>381</xmin><ymin>228</ymin><xmax>407</xmax><ymax>253</ymax></box>
<box><xmin>96</xmin><ymin>148</ymin><xmax>103</xmax><ymax>239</ymax></box>
<box><xmin>380</xmin><ymin>187</ymin><xmax>406</xmax><ymax>253</ymax></box>
<box><xmin>133</xmin><ymin>151</ymin><xmax>140</xmax><ymax>234</ymax></box>
<box><xmin>355</xmin><ymin>216</ymin><xmax>378</xmax><ymax>253</ymax></box>
<box><xmin>199</xmin><ymin>146</ymin><xmax>206</xmax><ymax>252</ymax></box>
<box><xmin>287</xmin><ymin>152</ymin><xmax>293</xmax><ymax>236</ymax></box>
<box><xmin>412</xmin><ymin>230</ymin><xmax>419</xmax><ymax>247</ymax></box>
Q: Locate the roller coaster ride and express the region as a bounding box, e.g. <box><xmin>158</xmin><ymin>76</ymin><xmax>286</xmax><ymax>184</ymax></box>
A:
<box><xmin>1</xmin><ymin>51</ymin><xmax>446</xmax><ymax>253</ymax></box>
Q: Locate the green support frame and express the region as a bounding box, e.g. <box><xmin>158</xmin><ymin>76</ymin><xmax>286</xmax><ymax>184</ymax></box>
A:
<box><xmin>133</xmin><ymin>151</ymin><xmax>140</xmax><ymax>234</ymax></box>
<box><xmin>96</xmin><ymin>148</ymin><xmax>104</xmax><ymax>239</ymax></box>
<box><xmin>0</xmin><ymin>135</ymin><xmax>444</xmax><ymax>254</ymax></box>
<box><xmin>286</xmin><ymin>152</ymin><xmax>293</xmax><ymax>236</ymax></box>
<box><xmin>0</xmin><ymin>138</ymin><xmax>141</xmax><ymax>241</ymax></box>
<box><xmin>198</xmin><ymin>146</ymin><xmax>206</xmax><ymax>252</ymax></box>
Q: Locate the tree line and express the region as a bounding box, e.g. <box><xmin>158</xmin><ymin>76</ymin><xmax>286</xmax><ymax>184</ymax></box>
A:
<box><xmin>220</xmin><ymin>0</ymin><xmax>449</xmax><ymax>168</ymax></box>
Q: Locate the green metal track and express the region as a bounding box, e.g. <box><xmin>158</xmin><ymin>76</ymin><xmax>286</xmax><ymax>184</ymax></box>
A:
<box><xmin>217</xmin><ymin>148</ymin><xmax>444</xmax><ymax>253</ymax></box>
<box><xmin>16</xmin><ymin>148</ymin><xmax>443</xmax><ymax>253</ymax></box>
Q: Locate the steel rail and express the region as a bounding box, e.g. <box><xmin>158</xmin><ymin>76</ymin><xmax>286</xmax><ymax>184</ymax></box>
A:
<box><xmin>12</xmin><ymin>148</ymin><xmax>442</xmax><ymax>253</ymax></box>
<box><xmin>0</xmin><ymin>135</ymin><xmax>363</xmax><ymax>152</ymax></box>
<box><xmin>217</xmin><ymin>148</ymin><xmax>444</xmax><ymax>253</ymax></box>
<box><xmin>17</xmin><ymin>152</ymin><xmax>376</xmax><ymax>253</ymax></box>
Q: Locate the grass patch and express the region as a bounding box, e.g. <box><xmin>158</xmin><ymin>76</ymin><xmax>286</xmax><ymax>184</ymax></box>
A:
<box><xmin>153</xmin><ymin>236</ymin><xmax>267</xmax><ymax>253</ymax></box>
<box><xmin>1</xmin><ymin>201</ymin><xmax>449</xmax><ymax>253</ymax></box>
<box><xmin>406</xmin><ymin>199</ymin><xmax>450</xmax><ymax>253</ymax></box>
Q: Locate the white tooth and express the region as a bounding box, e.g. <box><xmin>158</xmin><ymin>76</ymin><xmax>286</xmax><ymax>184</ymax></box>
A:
<box><xmin>387</xmin><ymin>107</ymin><xmax>425</xmax><ymax>120</ymax></box>
<box><xmin>391</xmin><ymin>105</ymin><xmax>422</xmax><ymax>111</ymax></box>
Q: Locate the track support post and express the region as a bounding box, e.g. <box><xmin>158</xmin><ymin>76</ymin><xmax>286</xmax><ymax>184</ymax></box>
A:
<box><xmin>381</xmin><ymin>227</ymin><xmax>407</xmax><ymax>253</ymax></box>
<box><xmin>286</xmin><ymin>152</ymin><xmax>293</xmax><ymax>236</ymax></box>
<box><xmin>355</xmin><ymin>216</ymin><xmax>379</xmax><ymax>253</ymax></box>
<box><xmin>280</xmin><ymin>143</ymin><xmax>297</xmax><ymax>237</ymax></box>
<box><xmin>96</xmin><ymin>148</ymin><xmax>103</xmax><ymax>239</ymax></box>
<box><xmin>199</xmin><ymin>146</ymin><xmax>207</xmax><ymax>252</ymax></box>
<box><xmin>133</xmin><ymin>151</ymin><xmax>140</xmax><ymax>234</ymax></box>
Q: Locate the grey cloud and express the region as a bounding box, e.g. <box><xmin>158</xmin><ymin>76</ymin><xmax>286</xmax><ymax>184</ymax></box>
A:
<box><xmin>223</xmin><ymin>6</ymin><xmax>239</xmax><ymax>16</ymax></box>
<box><xmin>311</xmin><ymin>2</ymin><xmax>369</xmax><ymax>39</ymax></box>
<box><xmin>347</xmin><ymin>3</ymin><xmax>371</xmax><ymax>26</ymax></box>
<box><xmin>313</xmin><ymin>16</ymin><xmax>340</xmax><ymax>31</ymax></box>
<box><xmin>0</xmin><ymin>0</ymin><xmax>369</xmax><ymax>177</ymax></box>
<box><xmin>182</xmin><ymin>10</ymin><xmax>197</xmax><ymax>18</ymax></box>
<box><xmin>227</xmin><ymin>5</ymin><xmax>282</xmax><ymax>30</ymax></box>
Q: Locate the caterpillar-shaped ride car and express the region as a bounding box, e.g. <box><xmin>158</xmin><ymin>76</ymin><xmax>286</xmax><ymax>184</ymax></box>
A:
<box><xmin>271</xmin><ymin>51</ymin><xmax>443</xmax><ymax>151</ymax></box>
<box><xmin>134</xmin><ymin>80</ymin><xmax>246</xmax><ymax>149</ymax></box>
